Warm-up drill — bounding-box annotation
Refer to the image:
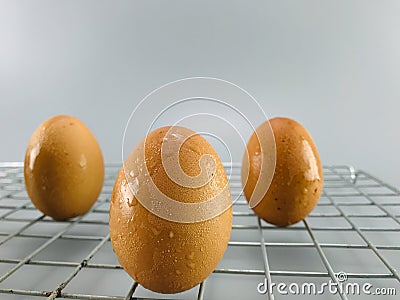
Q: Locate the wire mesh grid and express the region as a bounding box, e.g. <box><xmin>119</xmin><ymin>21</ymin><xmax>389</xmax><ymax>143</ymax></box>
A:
<box><xmin>0</xmin><ymin>162</ymin><xmax>399</xmax><ymax>299</ymax></box>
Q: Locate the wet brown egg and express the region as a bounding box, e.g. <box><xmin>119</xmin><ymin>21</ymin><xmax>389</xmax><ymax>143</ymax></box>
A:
<box><xmin>110</xmin><ymin>126</ymin><xmax>232</xmax><ymax>294</ymax></box>
<box><xmin>24</xmin><ymin>115</ymin><xmax>104</xmax><ymax>220</ymax></box>
<box><xmin>242</xmin><ymin>117</ymin><xmax>323</xmax><ymax>226</ymax></box>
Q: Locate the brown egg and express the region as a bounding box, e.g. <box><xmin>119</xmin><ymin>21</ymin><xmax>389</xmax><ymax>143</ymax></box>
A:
<box><xmin>24</xmin><ymin>115</ymin><xmax>104</xmax><ymax>220</ymax></box>
<box><xmin>242</xmin><ymin>117</ymin><xmax>323</xmax><ymax>226</ymax></box>
<box><xmin>110</xmin><ymin>126</ymin><xmax>232</xmax><ymax>294</ymax></box>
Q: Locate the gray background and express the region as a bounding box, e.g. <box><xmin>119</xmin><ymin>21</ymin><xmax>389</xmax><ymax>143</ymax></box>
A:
<box><xmin>0</xmin><ymin>0</ymin><xmax>399</xmax><ymax>188</ymax></box>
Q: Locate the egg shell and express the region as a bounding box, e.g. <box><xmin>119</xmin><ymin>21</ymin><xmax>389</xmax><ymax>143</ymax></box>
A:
<box><xmin>242</xmin><ymin>117</ymin><xmax>323</xmax><ymax>226</ymax></box>
<box><xmin>110</xmin><ymin>126</ymin><xmax>232</xmax><ymax>294</ymax></box>
<box><xmin>24</xmin><ymin>115</ymin><xmax>104</xmax><ymax>220</ymax></box>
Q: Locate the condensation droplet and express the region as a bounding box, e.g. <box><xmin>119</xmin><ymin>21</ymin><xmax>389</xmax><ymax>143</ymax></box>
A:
<box><xmin>175</xmin><ymin>270</ymin><xmax>182</xmax><ymax>275</ymax></box>
<box><xmin>128</xmin><ymin>177</ymin><xmax>139</xmax><ymax>196</ymax></box>
<box><xmin>169</xmin><ymin>231</ymin><xmax>174</xmax><ymax>238</ymax></box>
<box><xmin>151</xmin><ymin>227</ymin><xmax>161</xmax><ymax>236</ymax></box>
<box><xmin>186</xmin><ymin>252</ymin><xmax>195</xmax><ymax>260</ymax></box>
<box><xmin>129</xmin><ymin>170</ymin><xmax>135</xmax><ymax>177</ymax></box>
<box><xmin>187</xmin><ymin>262</ymin><xmax>195</xmax><ymax>269</ymax></box>
<box><xmin>302</xmin><ymin>188</ymin><xmax>308</xmax><ymax>194</ymax></box>
<box><xmin>200</xmin><ymin>247</ymin><xmax>204</xmax><ymax>252</ymax></box>
<box><xmin>128</xmin><ymin>197</ymin><xmax>138</xmax><ymax>207</ymax></box>
<box><xmin>79</xmin><ymin>155</ymin><xmax>87</xmax><ymax>168</ymax></box>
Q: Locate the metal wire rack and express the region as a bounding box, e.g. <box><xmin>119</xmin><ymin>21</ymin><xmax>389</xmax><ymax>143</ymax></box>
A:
<box><xmin>0</xmin><ymin>163</ymin><xmax>399</xmax><ymax>299</ymax></box>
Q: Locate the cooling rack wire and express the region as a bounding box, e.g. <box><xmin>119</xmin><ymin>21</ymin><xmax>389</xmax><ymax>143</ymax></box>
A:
<box><xmin>0</xmin><ymin>163</ymin><xmax>399</xmax><ymax>299</ymax></box>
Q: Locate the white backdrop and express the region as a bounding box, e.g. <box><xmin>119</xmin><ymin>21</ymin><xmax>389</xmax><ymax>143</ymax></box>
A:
<box><xmin>1</xmin><ymin>0</ymin><xmax>399</xmax><ymax>188</ymax></box>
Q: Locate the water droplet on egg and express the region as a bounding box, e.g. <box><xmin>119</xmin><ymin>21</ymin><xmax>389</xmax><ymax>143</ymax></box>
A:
<box><xmin>128</xmin><ymin>197</ymin><xmax>138</xmax><ymax>207</ymax></box>
<box><xmin>129</xmin><ymin>170</ymin><xmax>135</xmax><ymax>177</ymax></box>
<box><xmin>128</xmin><ymin>177</ymin><xmax>139</xmax><ymax>196</ymax></box>
<box><xmin>175</xmin><ymin>269</ymin><xmax>182</xmax><ymax>275</ymax></box>
<box><xmin>151</xmin><ymin>227</ymin><xmax>161</xmax><ymax>236</ymax></box>
<box><xmin>187</xmin><ymin>262</ymin><xmax>195</xmax><ymax>269</ymax></box>
<box><xmin>169</xmin><ymin>231</ymin><xmax>174</xmax><ymax>238</ymax></box>
<box><xmin>79</xmin><ymin>155</ymin><xmax>87</xmax><ymax>168</ymax></box>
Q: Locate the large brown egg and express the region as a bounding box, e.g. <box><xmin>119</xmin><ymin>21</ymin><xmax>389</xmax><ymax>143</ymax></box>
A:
<box><xmin>110</xmin><ymin>126</ymin><xmax>232</xmax><ymax>294</ymax></box>
<box><xmin>24</xmin><ymin>115</ymin><xmax>104</xmax><ymax>220</ymax></box>
<box><xmin>242</xmin><ymin>117</ymin><xmax>323</xmax><ymax>226</ymax></box>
